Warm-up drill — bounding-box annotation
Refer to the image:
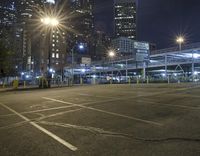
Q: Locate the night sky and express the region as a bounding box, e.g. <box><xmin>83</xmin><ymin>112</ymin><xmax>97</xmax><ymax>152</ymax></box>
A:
<box><xmin>94</xmin><ymin>0</ymin><xmax>200</xmax><ymax>49</ymax></box>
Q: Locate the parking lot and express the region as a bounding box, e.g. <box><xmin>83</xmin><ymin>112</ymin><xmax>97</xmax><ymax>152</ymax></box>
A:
<box><xmin>0</xmin><ymin>84</ymin><xmax>200</xmax><ymax>156</ymax></box>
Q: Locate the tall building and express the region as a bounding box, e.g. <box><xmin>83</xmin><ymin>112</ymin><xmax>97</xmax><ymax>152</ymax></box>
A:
<box><xmin>14</xmin><ymin>0</ymin><xmax>56</xmax><ymax>76</ymax></box>
<box><xmin>114</xmin><ymin>0</ymin><xmax>137</xmax><ymax>40</ymax></box>
<box><xmin>15</xmin><ymin>0</ymin><xmax>41</xmax><ymax>74</ymax></box>
<box><xmin>0</xmin><ymin>0</ymin><xmax>16</xmax><ymax>48</ymax></box>
<box><xmin>0</xmin><ymin>0</ymin><xmax>16</xmax><ymax>27</ymax></box>
<box><xmin>93</xmin><ymin>31</ymin><xmax>111</xmax><ymax>60</ymax></box>
<box><xmin>112</xmin><ymin>37</ymin><xmax>150</xmax><ymax>61</ymax></box>
<box><xmin>65</xmin><ymin>0</ymin><xmax>94</xmax><ymax>64</ymax></box>
<box><xmin>71</xmin><ymin>0</ymin><xmax>94</xmax><ymax>36</ymax></box>
<box><xmin>0</xmin><ymin>1</ymin><xmax>19</xmax><ymax>75</ymax></box>
<box><xmin>30</xmin><ymin>0</ymin><xmax>67</xmax><ymax>78</ymax></box>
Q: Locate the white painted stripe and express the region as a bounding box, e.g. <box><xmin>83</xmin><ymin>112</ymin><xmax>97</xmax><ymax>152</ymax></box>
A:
<box><xmin>43</xmin><ymin>97</ymin><xmax>163</xmax><ymax>126</ymax></box>
<box><xmin>139</xmin><ymin>99</ymin><xmax>200</xmax><ymax>110</ymax></box>
<box><xmin>78</xmin><ymin>93</ymin><xmax>119</xmax><ymax>99</ymax></box>
<box><xmin>0</xmin><ymin>102</ymin><xmax>78</xmax><ymax>151</ymax></box>
<box><xmin>38</xmin><ymin>108</ymin><xmax>83</xmax><ymax>120</ymax></box>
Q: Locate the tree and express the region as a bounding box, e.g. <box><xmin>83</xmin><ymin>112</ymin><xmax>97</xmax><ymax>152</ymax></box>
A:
<box><xmin>0</xmin><ymin>41</ymin><xmax>16</xmax><ymax>77</ymax></box>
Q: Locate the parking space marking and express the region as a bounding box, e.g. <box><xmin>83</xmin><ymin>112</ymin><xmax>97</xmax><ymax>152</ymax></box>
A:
<box><xmin>0</xmin><ymin>105</ymin><xmax>76</xmax><ymax>117</ymax></box>
<box><xmin>139</xmin><ymin>99</ymin><xmax>200</xmax><ymax>110</ymax></box>
<box><xmin>0</xmin><ymin>102</ymin><xmax>78</xmax><ymax>152</ymax></box>
<box><xmin>166</xmin><ymin>93</ymin><xmax>200</xmax><ymax>99</ymax></box>
<box><xmin>38</xmin><ymin>108</ymin><xmax>84</xmax><ymax>120</ymax></box>
<box><xmin>43</xmin><ymin>97</ymin><xmax>163</xmax><ymax>126</ymax></box>
<box><xmin>78</xmin><ymin>93</ymin><xmax>121</xmax><ymax>99</ymax></box>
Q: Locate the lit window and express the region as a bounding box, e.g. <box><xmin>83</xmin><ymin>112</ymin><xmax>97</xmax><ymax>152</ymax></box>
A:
<box><xmin>56</xmin><ymin>53</ymin><xmax>59</xmax><ymax>58</ymax></box>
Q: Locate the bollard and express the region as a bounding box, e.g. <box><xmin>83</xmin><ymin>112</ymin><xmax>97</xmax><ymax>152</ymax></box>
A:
<box><xmin>24</xmin><ymin>81</ymin><xmax>26</xmax><ymax>88</ymax></box>
<box><xmin>42</xmin><ymin>77</ymin><xmax>44</xmax><ymax>88</ymax></box>
<box><xmin>3</xmin><ymin>83</ymin><xmax>5</xmax><ymax>88</ymax></box>
<box><xmin>128</xmin><ymin>77</ymin><xmax>131</xmax><ymax>85</ymax></box>
<box><xmin>137</xmin><ymin>77</ymin><xmax>139</xmax><ymax>84</ymax></box>
<box><xmin>168</xmin><ymin>75</ymin><xmax>170</xmax><ymax>84</ymax></box>
<box><xmin>13</xmin><ymin>80</ymin><xmax>19</xmax><ymax>89</ymax></box>
<box><xmin>80</xmin><ymin>77</ymin><xmax>83</xmax><ymax>85</ymax></box>
<box><xmin>147</xmin><ymin>76</ymin><xmax>149</xmax><ymax>84</ymax></box>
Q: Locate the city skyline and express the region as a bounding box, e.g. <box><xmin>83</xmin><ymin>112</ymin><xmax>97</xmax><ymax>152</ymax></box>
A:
<box><xmin>94</xmin><ymin>0</ymin><xmax>200</xmax><ymax>49</ymax></box>
<box><xmin>1</xmin><ymin>0</ymin><xmax>200</xmax><ymax>78</ymax></box>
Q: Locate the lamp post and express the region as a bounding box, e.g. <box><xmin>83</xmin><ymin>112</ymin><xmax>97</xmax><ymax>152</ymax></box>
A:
<box><xmin>108</xmin><ymin>50</ymin><xmax>116</xmax><ymax>83</ymax></box>
<box><xmin>71</xmin><ymin>43</ymin><xmax>85</xmax><ymax>85</ymax></box>
<box><xmin>41</xmin><ymin>17</ymin><xmax>59</xmax><ymax>88</ymax></box>
<box><xmin>176</xmin><ymin>36</ymin><xmax>184</xmax><ymax>51</ymax></box>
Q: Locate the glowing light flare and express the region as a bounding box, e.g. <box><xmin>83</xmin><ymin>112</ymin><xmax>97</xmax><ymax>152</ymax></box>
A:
<box><xmin>194</xmin><ymin>71</ymin><xmax>198</xmax><ymax>75</ymax></box>
<box><xmin>176</xmin><ymin>36</ymin><xmax>185</xmax><ymax>44</ymax></box>
<box><xmin>41</xmin><ymin>17</ymin><xmax>59</xmax><ymax>27</ymax></box>
<box><xmin>79</xmin><ymin>44</ymin><xmax>84</xmax><ymax>50</ymax></box>
<box><xmin>108</xmin><ymin>50</ymin><xmax>116</xmax><ymax>58</ymax></box>
<box><xmin>81</xmin><ymin>69</ymin><xmax>86</xmax><ymax>73</ymax></box>
<box><xmin>193</xmin><ymin>53</ymin><xmax>200</xmax><ymax>59</ymax></box>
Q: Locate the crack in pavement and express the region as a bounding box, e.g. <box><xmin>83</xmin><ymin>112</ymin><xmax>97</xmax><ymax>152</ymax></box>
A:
<box><xmin>38</xmin><ymin>121</ymin><xmax>200</xmax><ymax>143</ymax></box>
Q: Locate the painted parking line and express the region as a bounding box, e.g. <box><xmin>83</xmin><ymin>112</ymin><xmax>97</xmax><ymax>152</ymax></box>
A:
<box><xmin>78</xmin><ymin>93</ymin><xmax>121</xmax><ymax>99</ymax></box>
<box><xmin>38</xmin><ymin>108</ymin><xmax>84</xmax><ymax>120</ymax></box>
<box><xmin>0</xmin><ymin>105</ymin><xmax>76</xmax><ymax>117</ymax></box>
<box><xmin>139</xmin><ymin>99</ymin><xmax>200</xmax><ymax>110</ymax></box>
<box><xmin>0</xmin><ymin>102</ymin><xmax>78</xmax><ymax>152</ymax></box>
<box><xmin>166</xmin><ymin>93</ymin><xmax>200</xmax><ymax>99</ymax></box>
<box><xmin>42</xmin><ymin>97</ymin><xmax>163</xmax><ymax>126</ymax></box>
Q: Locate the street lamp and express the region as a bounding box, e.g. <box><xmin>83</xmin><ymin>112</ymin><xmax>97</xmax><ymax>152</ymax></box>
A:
<box><xmin>108</xmin><ymin>50</ymin><xmax>115</xmax><ymax>58</ymax></box>
<box><xmin>108</xmin><ymin>50</ymin><xmax>116</xmax><ymax>83</ymax></box>
<box><xmin>71</xmin><ymin>43</ymin><xmax>85</xmax><ymax>85</ymax></box>
<box><xmin>176</xmin><ymin>36</ymin><xmax>184</xmax><ymax>51</ymax></box>
<box><xmin>41</xmin><ymin>17</ymin><xmax>59</xmax><ymax>88</ymax></box>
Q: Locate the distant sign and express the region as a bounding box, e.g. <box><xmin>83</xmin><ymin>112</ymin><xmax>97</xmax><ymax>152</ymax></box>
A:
<box><xmin>81</xmin><ymin>57</ymin><xmax>91</xmax><ymax>65</ymax></box>
<box><xmin>137</xmin><ymin>49</ymin><xmax>148</xmax><ymax>53</ymax></box>
<box><xmin>136</xmin><ymin>53</ymin><xmax>149</xmax><ymax>62</ymax></box>
<box><xmin>134</xmin><ymin>41</ymin><xmax>150</xmax><ymax>62</ymax></box>
<box><xmin>134</xmin><ymin>42</ymin><xmax>150</xmax><ymax>50</ymax></box>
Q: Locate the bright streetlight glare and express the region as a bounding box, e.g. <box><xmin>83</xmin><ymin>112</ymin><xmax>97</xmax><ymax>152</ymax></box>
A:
<box><xmin>41</xmin><ymin>17</ymin><xmax>59</xmax><ymax>27</ymax></box>
<box><xmin>194</xmin><ymin>71</ymin><xmax>198</xmax><ymax>75</ymax></box>
<box><xmin>108</xmin><ymin>50</ymin><xmax>115</xmax><ymax>58</ymax></box>
<box><xmin>81</xmin><ymin>69</ymin><xmax>86</xmax><ymax>73</ymax></box>
<box><xmin>51</xmin><ymin>18</ymin><xmax>59</xmax><ymax>26</ymax></box>
<box><xmin>176</xmin><ymin>36</ymin><xmax>185</xmax><ymax>51</ymax></box>
<box><xmin>79</xmin><ymin>44</ymin><xmax>84</xmax><ymax>50</ymax></box>
<box><xmin>176</xmin><ymin>36</ymin><xmax>184</xmax><ymax>43</ymax></box>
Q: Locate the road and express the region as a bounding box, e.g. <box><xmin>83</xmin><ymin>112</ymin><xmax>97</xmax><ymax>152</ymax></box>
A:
<box><xmin>0</xmin><ymin>84</ymin><xmax>200</xmax><ymax>156</ymax></box>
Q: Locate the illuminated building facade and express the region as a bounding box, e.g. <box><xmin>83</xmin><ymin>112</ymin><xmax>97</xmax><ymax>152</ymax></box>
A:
<box><xmin>114</xmin><ymin>0</ymin><xmax>137</xmax><ymax>40</ymax></box>
<box><xmin>31</xmin><ymin>0</ymin><xmax>67</xmax><ymax>77</ymax></box>
<box><xmin>0</xmin><ymin>1</ymin><xmax>16</xmax><ymax>27</ymax></box>
<box><xmin>65</xmin><ymin>0</ymin><xmax>94</xmax><ymax>64</ymax></box>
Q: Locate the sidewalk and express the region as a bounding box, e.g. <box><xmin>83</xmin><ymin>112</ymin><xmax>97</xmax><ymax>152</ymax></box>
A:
<box><xmin>0</xmin><ymin>84</ymin><xmax>72</xmax><ymax>92</ymax></box>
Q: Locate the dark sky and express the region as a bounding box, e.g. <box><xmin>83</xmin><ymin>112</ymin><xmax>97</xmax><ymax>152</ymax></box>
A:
<box><xmin>94</xmin><ymin>0</ymin><xmax>200</xmax><ymax>49</ymax></box>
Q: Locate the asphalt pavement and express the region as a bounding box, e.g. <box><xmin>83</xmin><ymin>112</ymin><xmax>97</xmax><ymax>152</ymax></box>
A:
<box><xmin>0</xmin><ymin>83</ymin><xmax>200</xmax><ymax>156</ymax></box>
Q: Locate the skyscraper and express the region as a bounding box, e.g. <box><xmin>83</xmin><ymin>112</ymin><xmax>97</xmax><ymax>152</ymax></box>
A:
<box><xmin>114</xmin><ymin>0</ymin><xmax>137</xmax><ymax>40</ymax></box>
<box><xmin>14</xmin><ymin>0</ymin><xmax>39</xmax><ymax>73</ymax></box>
<box><xmin>0</xmin><ymin>1</ymin><xmax>19</xmax><ymax>75</ymax></box>
<box><xmin>70</xmin><ymin>0</ymin><xmax>94</xmax><ymax>37</ymax></box>
<box><xmin>0</xmin><ymin>0</ymin><xmax>16</xmax><ymax>27</ymax></box>
<box><xmin>65</xmin><ymin>0</ymin><xmax>94</xmax><ymax>64</ymax></box>
<box><xmin>0</xmin><ymin>0</ymin><xmax>16</xmax><ymax>47</ymax></box>
<box><xmin>30</xmin><ymin>0</ymin><xmax>67</xmax><ymax>78</ymax></box>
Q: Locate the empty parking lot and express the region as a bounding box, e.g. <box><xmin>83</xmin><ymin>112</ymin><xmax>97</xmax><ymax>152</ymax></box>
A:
<box><xmin>0</xmin><ymin>84</ymin><xmax>200</xmax><ymax>156</ymax></box>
